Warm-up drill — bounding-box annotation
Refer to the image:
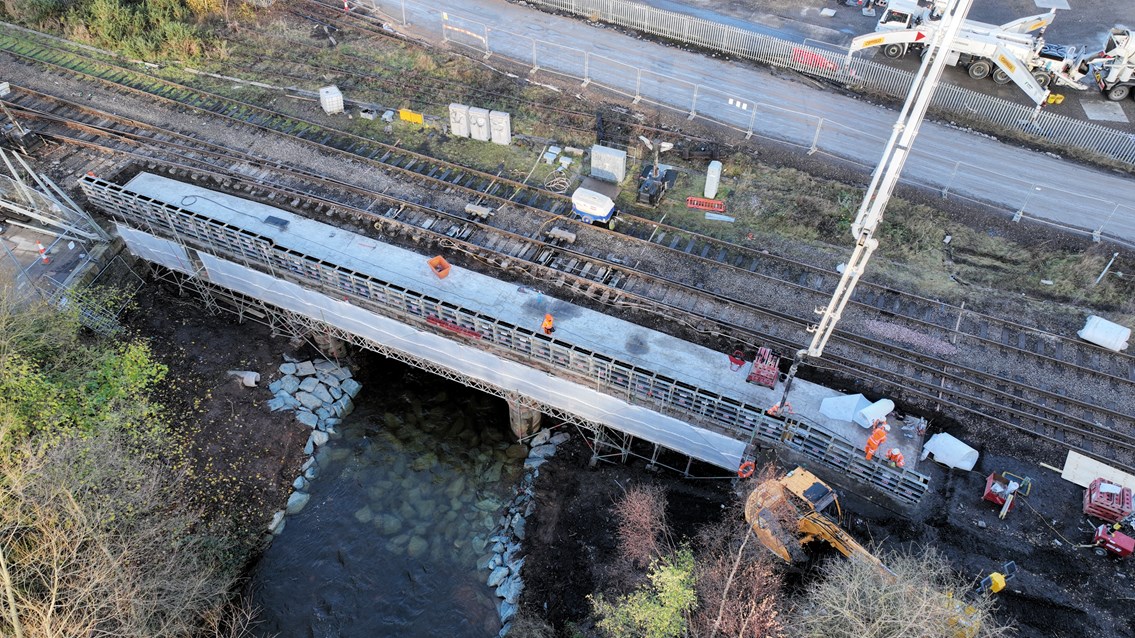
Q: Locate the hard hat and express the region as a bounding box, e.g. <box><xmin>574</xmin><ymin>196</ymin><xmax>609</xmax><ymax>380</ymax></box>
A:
<box><xmin>883</xmin><ymin>423</ymin><xmax>891</xmax><ymax>432</ymax></box>
<box><xmin>544</xmin><ymin>314</ymin><xmax>552</xmax><ymax>320</ymax></box>
<box><xmin>890</xmin><ymin>448</ymin><xmax>900</xmax><ymax>455</ymax></box>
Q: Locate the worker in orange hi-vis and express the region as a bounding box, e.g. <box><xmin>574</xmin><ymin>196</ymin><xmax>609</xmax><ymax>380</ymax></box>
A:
<box><xmin>864</xmin><ymin>421</ymin><xmax>889</xmax><ymax>460</ymax></box>
<box><xmin>885</xmin><ymin>447</ymin><xmax>905</xmax><ymax>468</ymax></box>
<box><xmin>541</xmin><ymin>314</ymin><xmax>555</xmax><ymax>335</ymax></box>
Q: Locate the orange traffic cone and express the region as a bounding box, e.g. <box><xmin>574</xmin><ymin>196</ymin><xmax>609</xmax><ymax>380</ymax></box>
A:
<box><xmin>35</xmin><ymin>241</ymin><xmax>50</xmax><ymax>265</ymax></box>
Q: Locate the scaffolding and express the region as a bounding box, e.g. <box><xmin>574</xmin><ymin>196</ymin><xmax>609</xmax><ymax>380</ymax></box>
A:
<box><xmin>81</xmin><ymin>173</ymin><xmax>931</xmax><ymax>505</ymax></box>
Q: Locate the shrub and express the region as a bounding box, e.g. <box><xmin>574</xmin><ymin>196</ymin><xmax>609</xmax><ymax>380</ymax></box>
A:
<box><xmin>614</xmin><ymin>483</ymin><xmax>670</xmax><ymax>568</ymax></box>
<box><xmin>591</xmin><ymin>549</ymin><xmax>698</xmax><ymax>638</ymax></box>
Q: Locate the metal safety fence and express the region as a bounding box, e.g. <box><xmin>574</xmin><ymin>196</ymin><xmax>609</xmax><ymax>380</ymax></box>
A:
<box><xmin>517</xmin><ymin>0</ymin><xmax>1135</xmax><ymax>167</ymax></box>
<box><xmin>362</xmin><ymin>0</ymin><xmax>1135</xmax><ymax>246</ymax></box>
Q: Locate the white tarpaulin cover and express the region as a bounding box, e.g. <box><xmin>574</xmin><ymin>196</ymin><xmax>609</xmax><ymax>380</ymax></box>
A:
<box><xmin>820</xmin><ymin>394</ymin><xmax>871</xmax><ymax>423</ymax></box>
<box><xmin>855</xmin><ymin>398</ymin><xmax>895</xmax><ymax>428</ymax></box>
<box><xmin>195</xmin><ymin>251</ymin><xmax>748</xmax><ymax>471</ymax></box>
<box><xmin>920</xmin><ymin>432</ymin><xmax>979</xmax><ymax>471</ymax></box>
<box><xmin>115</xmin><ymin>223</ymin><xmax>193</xmax><ymax>273</ymax></box>
<box><xmin>1078</xmin><ymin>315</ymin><xmax>1130</xmax><ymax>352</ymax></box>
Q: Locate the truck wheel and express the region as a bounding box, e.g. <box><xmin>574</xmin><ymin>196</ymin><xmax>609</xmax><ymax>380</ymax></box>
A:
<box><xmin>1032</xmin><ymin>71</ymin><xmax>1051</xmax><ymax>88</ymax></box>
<box><xmin>882</xmin><ymin>43</ymin><xmax>905</xmax><ymax>59</ymax></box>
<box><xmin>967</xmin><ymin>60</ymin><xmax>992</xmax><ymax>80</ymax></box>
<box><xmin>1106</xmin><ymin>85</ymin><xmax>1131</xmax><ymax>101</ymax></box>
<box><xmin>992</xmin><ymin>68</ymin><xmax>1011</xmax><ymax>85</ymax></box>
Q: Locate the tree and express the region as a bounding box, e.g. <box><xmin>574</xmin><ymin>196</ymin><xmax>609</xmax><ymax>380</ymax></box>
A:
<box><xmin>614</xmin><ymin>483</ymin><xmax>670</xmax><ymax>569</ymax></box>
<box><xmin>592</xmin><ymin>549</ymin><xmax>698</xmax><ymax>638</ymax></box>
<box><xmin>791</xmin><ymin>546</ymin><xmax>1014</xmax><ymax>638</ymax></box>
<box><xmin>691</xmin><ymin>519</ymin><xmax>784</xmax><ymax>638</ymax></box>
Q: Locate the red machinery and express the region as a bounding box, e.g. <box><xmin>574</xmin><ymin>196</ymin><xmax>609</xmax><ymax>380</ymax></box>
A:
<box><xmin>1083</xmin><ymin>478</ymin><xmax>1133</xmax><ymax>523</ymax></box>
<box><xmin>983</xmin><ymin>472</ymin><xmax>1031</xmax><ymax>519</ymax></box>
<box><xmin>1091</xmin><ymin>524</ymin><xmax>1134</xmax><ymax>558</ymax></box>
<box><xmin>746</xmin><ymin>347</ymin><xmax>780</xmax><ymax>389</ymax></box>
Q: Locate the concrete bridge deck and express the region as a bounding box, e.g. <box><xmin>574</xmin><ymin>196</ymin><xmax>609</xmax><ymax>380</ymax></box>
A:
<box><xmin>82</xmin><ymin>171</ymin><xmax>931</xmax><ymax>505</ymax></box>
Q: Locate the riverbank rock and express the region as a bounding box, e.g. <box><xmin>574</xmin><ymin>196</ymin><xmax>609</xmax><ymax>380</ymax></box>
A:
<box><xmin>286</xmin><ymin>491</ymin><xmax>311</xmax><ymax>514</ymax></box>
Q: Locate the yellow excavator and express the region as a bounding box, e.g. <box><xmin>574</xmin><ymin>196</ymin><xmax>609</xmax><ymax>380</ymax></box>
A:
<box><xmin>743</xmin><ymin>466</ymin><xmax>891</xmax><ymax>573</ymax></box>
<box><xmin>745</xmin><ymin>466</ymin><xmax>981</xmax><ymax>638</ymax></box>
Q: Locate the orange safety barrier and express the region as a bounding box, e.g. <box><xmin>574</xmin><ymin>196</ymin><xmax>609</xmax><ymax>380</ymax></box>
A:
<box><xmin>686</xmin><ymin>196</ymin><xmax>726</xmax><ymax>212</ymax></box>
<box><xmin>428</xmin><ymin>255</ymin><xmax>451</xmax><ymax>279</ymax></box>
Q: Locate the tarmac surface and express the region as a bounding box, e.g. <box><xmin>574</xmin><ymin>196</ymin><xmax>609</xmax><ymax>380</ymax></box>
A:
<box><xmin>367</xmin><ymin>0</ymin><xmax>1135</xmax><ymax>245</ymax></box>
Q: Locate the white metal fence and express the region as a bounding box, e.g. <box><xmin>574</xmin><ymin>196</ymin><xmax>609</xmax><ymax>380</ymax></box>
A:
<box><xmin>520</xmin><ymin>0</ymin><xmax>1135</xmax><ymax>167</ymax></box>
<box><xmin>361</xmin><ymin>0</ymin><xmax>1135</xmax><ymax>246</ymax></box>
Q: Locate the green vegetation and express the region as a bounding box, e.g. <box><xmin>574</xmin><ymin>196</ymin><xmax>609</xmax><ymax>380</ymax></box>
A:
<box><xmin>591</xmin><ymin>550</ymin><xmax>698</xmax><ymax>638</ymax></box>
<box><xmin>0</xmin><ymin>0</ymin><xmax>246</xmax><ymax>60</ymax></box>
<box><xmin>0</xmin><ymin>285</ymin><xmax>256</xmax><ymax>638</ymax></box>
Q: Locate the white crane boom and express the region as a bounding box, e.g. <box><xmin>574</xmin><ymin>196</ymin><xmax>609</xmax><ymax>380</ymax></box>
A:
<box><xmin>775</xmin><ymin>0</ymin><xmax>974</xmax><ymax>409</ymax></box>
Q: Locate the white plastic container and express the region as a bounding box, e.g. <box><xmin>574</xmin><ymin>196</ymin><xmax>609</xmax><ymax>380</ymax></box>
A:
<box><xmin>449</xmin><ymin>103</ymin><xmax>470</xmax><ymax>138</ymax></box>
<box><xmin>704</xmin><ymin>160</ymin><xmax>722</xmax><ymax>199</ymax></box>
<box><xmin>1078</xmin><ymin>315</ymin><xmax>1130</xmax><ymax>352</ymax></box>
<box><xmin>319</xmin><ymin>86</ymin><xmax>344</xmax><ymax>115</ymax></box>
<box><xmin>489</xmin><ymin>110</ymin><xmax>511</xmax><ymax>145</ymax></box>
<box><xmin>467</xmin><ymin>107</ymin><xmax>490</xmax><ymax>142</ymax></box>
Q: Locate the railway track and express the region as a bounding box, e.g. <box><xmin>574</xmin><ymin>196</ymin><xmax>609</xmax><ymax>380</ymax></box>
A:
<box><xmin>3</xmin><ymin>25</ymin><xmax>1134</xmax><ymax>472</ymax></box>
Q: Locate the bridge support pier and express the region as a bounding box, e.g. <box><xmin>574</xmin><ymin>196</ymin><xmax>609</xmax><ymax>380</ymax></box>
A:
<box><xmin>506</xmin><ymin>392</ymin><xmax>542</xmax><ymax>440</ymax></box>
<box><xmin>313</xmin><ymin>331</ymin><xmax>348</xmax><ymax>360</ymax></box>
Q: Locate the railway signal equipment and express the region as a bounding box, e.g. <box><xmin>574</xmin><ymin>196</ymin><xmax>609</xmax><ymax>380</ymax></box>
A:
<box><xmin>636</xmin><ymin>136</ymin><xmax>676</xmax><ymax>207</ymax></box>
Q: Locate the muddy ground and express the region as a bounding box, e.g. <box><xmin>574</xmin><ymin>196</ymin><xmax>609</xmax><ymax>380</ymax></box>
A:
<box><xmin>522</xmin><ymin>435</ymin><xmax>1135</xmax><ymax>638</ymax></box>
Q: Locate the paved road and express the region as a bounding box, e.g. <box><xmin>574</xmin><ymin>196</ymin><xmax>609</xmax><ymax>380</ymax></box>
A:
<box><xmin>365</xmin><ymin>0</ymin><xmax>1135</xmax><ymax>245</ymax></box>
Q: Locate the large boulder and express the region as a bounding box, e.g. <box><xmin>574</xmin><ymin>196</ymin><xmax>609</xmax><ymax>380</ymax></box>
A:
<box><xmin>279</xmin><ymin>374</ymin><xmax>301</xmax><ymax>394</ymax></box>
<box><xmin>340</xmin><ymin>378</ymin><xmax>363</xmax><ymax>398</ymax></box>
<box><xmin>529</xmin><ymin>444</ymin><xmax>557</xmax><ymax>459</ymax></box>
<box><xmin>298</xmin><ymin>376</ymin><xmax>321</xmax><ymax>393</ymax></box>
<box><xmin>549</xmin><ymin>432</ymin><xmax>570</xmax><ymax>446</ymax></box>
<box><xmin>286</xmin><ymin>491</ymin><xmax>311</xmax><ymax>515</ymax></box>
<box><xmin>296</xmin><ymin>410</ymin><xmax>319</xmax><ymax>428</ymax></box>
<box><xmin>295</xmin><ymin>391</ymin><xmax>323</xmax><ymax>411</ymax></box>
<box><xmin>530</xmin><ymin>430</ymin><xmax>551</xmax><ymax>447</ymax></box>
<box><xmin>294</xmin><ymin>360</ymin><xmax>317</xmax><ymax>377</ymax></box>
<box><xmin>311</xmin><ymin>384</ymin><xmax>334</xmax><ymax>404</ymax></box>
<box><xmin>279</xmin><ymin>362</ymin><xmax>297</xmax><ymax>376</ymax></box>
<box><xmin>487</xmin><ymin>566</ymin><xmax>510</xmax><ymax>587</ymax></box>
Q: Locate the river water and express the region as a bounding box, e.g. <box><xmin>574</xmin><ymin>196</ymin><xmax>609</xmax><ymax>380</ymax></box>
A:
<box><xmin>249</xmin><ymin>360</ymin><xmax>522</xmax><ymax>637</ymax></box>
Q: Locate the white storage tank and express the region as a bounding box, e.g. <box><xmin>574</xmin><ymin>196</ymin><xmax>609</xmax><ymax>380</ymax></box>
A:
<box><xmin>590</xmin><ymin>144</ymin><xmax>627</xmax><ymax>182</ymax></box>
<box><xmin>489</xmin><ymin>110</ymin><xmax>511</xmax><ymax>145</ymax></box>
<box><xmin>468</xmin><ymin>107</ymin><xmax>490</xmax><ymax>142</ymax></box>
<box><xmin>449</xmin><ymin>103</ymin><xmax>471</xmax><ymax>138</ymax></box>
<box><xmin>319</xmin><ymin>86</ymin><xmax>344</xmax><ymax>115</ymax></box>
<box><xmin>704</xmin><ymin>160</ymin><xmax>722</xmax><ymax>199</ymax></box>
<box><xmin>1078</xmin><ymin>315</ymin><xmax>1131</xmax><ymax>352</ymax></box>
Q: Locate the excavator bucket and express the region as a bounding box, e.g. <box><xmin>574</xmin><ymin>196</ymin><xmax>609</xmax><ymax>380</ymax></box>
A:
<box><xmin>744</xmin><ymin>478</ymin><xmax>807</xmax><ymax>563</ymax></box>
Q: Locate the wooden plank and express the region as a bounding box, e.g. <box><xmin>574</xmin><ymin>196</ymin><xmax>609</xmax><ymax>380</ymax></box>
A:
<box><xmin>1061</xmin><ymin>450</ymin><xmax>1135</xmax><ymax>489</ymax></box>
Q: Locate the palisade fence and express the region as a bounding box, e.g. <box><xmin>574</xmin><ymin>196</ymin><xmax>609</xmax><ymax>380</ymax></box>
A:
<box><xmin>360</xmin><ymin>0</ymin><xmax>1135</xmax><ymax>244</ymax></box>
<box><xmin>517</xmin><ymin>0</ymin><xmax>1135</xmax><ymax>167</ymax></box>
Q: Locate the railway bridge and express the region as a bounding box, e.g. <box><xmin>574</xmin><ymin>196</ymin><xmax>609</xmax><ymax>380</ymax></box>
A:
<box><xmin>79</xmin><ymin>169</ymin><xmax>930</xmax><ymax>508</ymax></box>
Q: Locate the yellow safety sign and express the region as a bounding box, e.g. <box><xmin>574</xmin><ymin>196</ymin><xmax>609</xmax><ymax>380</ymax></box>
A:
<box><xmin>399</xmin><ymin>109</ymin><xmax>424</xmax><ymax>124</ymax></box>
